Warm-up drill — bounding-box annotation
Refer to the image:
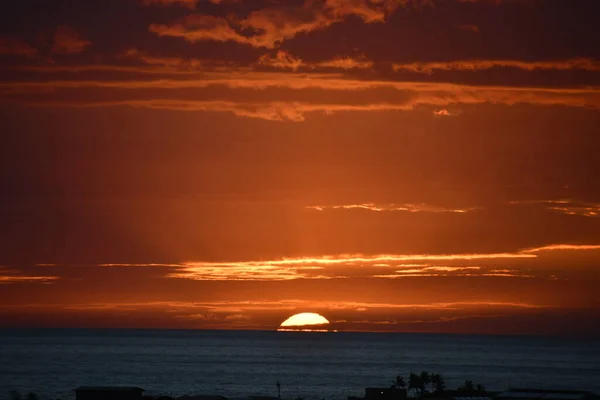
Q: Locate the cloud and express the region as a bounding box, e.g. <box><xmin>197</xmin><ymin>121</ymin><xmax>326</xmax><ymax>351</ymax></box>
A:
<box><xmin>100</xmin><ymin>252</ymin><xmax>536</xmax><ymax>281</ymax></box>
<box><xmin>0</xmin><ymin>36</ymin><xmax>37</xmax><ymax>57</ymax></box>
<box><xmin>523</xmin><ymin>244</ymin><xmax>600</xmax><ymax>253</ymax></box>
<box><xmin>0</xmin><ymin>268</ymin><xmax>59</xmax><ymax>285</ymax></box>
<box><xmin>393</xmin><ymin>58</ymin><xmax>600</xmax><ymax>74</ymax></box>
<box><xmin>149</xmin><ymin>14</ymin><xmax>254</xmax><ymax>46</ymax></box>
<box><xmin>142</xmin><ymin>0</ymin><xmax>201</xmax><ymax>8</ymax></box>
<box><xmin>323</xmin><ymin>0</ymin><xmax>402</xmax><ymax>23</ymax></box>
<box><xmin>374</xmin><ymin>265</ymin><xmax>533</xmax><ymax>279</ymax></box>
<box><xmin>11</xmin><ymin>64</ymin><xmax>207</xmax><ymax>76</ymax></box>
<box><xmin>224</xmin><ymin>313</ymin><xmax>252</xmax><ymax>321</ymax></box>
<box><xmin>149</xmin><ymin>0</ymin><xmax>401</xmax><ymax>48</ymax></box>
<box><xmin>314</xmin><ymin>55</ymin><xmax>374</xmax><ymax>70</ymax></box>
<box><xmin>460</xmin><ymin>24</ymin><xmax>480</xmax><ymax>33</ymax></box>
<box><xmin>165</xmin><ymin>262</ymin><xmax>335</xmax><ymax>281</ymax></box>
<box><xmin>305</xmin><ymin>203</ymin><xmax>475</xmax><ymax>212</ymax></box>
<box><xmin>143</xmin><ymin>0</ymin><xmax>235</xmax><ymax>7</ymax></box>
<box><xmin>15</xmin><ymin>90</ymin><xmax>599</xmax><ymax>122</ymax></box>
<box><xmin>4</xmin><ymin>67</ymin><xmax>600</xmax><ymax>120</ymax></box>
<box><xmin>10</xmin><ymin>299</ymin><xmax>546</xmax><ymax>313</ymax></box>
<box><xmin>5</xmin><ymin>66</ymin><xmax>599</xmax><ymax>91</ymax></box>
<box><xmin>183</xmin><ymin>312</ymin><xmax>252</xmax><ymax>324</ymax></box>
<box><xmin>511</xmin><ymin>199</ymin><xmax>600</xmax><ymax>218</ymax></box>
<box><xmin>52</xmin><ymin>26</ymin><xmax>92</xmax><ymax>54</ymax></box>
<box><xmin>257</xmin><ymin>51</ymin><xmax>373</xmax><ymax>71</ymax></box>
<box><xmin>433</xmin><ymin>108</ymin><xmax>460</xmax><ymax>117</ymax></box>
<box><xmin>89</xmin><ymin>242</ymin><xmax>600</xmax><ymax>281</ymax></box>
<box><xmin>122</xmin><ymin>48</ymin><xmax>204</xmax><ymax>69</ymax></box>
<box><xmin>456</xmin><ymin>0</ymin><xmax>505</xmax><ymax>3</ymax></box>
<box><xmin>257</xmin><ymin>50</ymin><xmax>304</xmax><ymax>71</ymax></box>
<box><xmin>345</xmin><ymin>314</ymin><xmax>504</xmax><ymax>325</ymax></box>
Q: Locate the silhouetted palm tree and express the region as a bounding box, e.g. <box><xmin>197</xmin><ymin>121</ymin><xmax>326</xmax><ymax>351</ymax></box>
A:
<box><xmin>408</xmin><ymin>372</ymin><xmax>421</xmax><ymax>397</ymax></box>
<box><xmin>459</xmin><ymin>380</ymin><xmax>475</xmax><ymax>394</ymax></box>
<box><xmin>392</xmin><ymin>375</ymin><xmax>406</xmax><ymax>389</ymax></box>
<box><xmin>419</xmin><ymin>371</ymin><xmax>430</xmax><ymax>394</ymax></box>
<box><xmin>431</xmin><ymin>373</ymin><xmax>445</xmax><ymax>393</ymax></box>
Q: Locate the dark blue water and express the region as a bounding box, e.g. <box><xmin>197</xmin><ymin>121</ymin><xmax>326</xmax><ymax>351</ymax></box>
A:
<box><xmin>1</xmin><ymin>330</ymin><xmax>599</xmax><ymax>400</ymax></box>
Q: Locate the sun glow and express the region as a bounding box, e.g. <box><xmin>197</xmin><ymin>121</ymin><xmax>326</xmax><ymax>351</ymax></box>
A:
<box><xmin>278</xmin><ymin>312</ymin><xmax>330</xmax><ymax>331</ymax></box>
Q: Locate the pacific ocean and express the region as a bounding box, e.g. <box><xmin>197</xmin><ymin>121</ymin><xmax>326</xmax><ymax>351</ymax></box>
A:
<box><xmin>1</xmin><ymin>329</ymin><xmax>599</xmax><ymax>400</ymax></box>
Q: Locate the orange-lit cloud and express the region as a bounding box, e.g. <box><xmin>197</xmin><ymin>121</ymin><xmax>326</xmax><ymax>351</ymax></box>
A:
<box><xmin>99</xmin><ymin>252</ymin><xmax>537</xmax><ymax>281</ymax></box>
<box><xmin>258</xmin><ymin>51</ymin><xmax>304</xmax><ymax>71</ymax></box>
<box><xmin>314</xmin><ymin>55</ymin><xmax>374</xmax><ymax>70</ymax></box>
<box><xmin>89</xmin><ymin>242</ymin><xmax>600</xmax><ymax>282</ymax></box>
<box><xmin>0</xmin><ymin>36</ymin><xmax>37</xmax><ymax>57</ymax></box>
<box><xmin>393</xmin><ymin>58</ymin><xmax>600</xmax><ymax>74</ymax></box>
<box><xmin>8</xmin><ymin>299</ymin><xmax>546</xmax><ymax>313</ymax></box>
<box><xmin>460</xmin><ymin>24</ymin><xmax>480</xmax><ymax>33</ymax></box>
<box><xmin>523</xmin><ymin>244</ymin><xmax>600</xmax><ymax>253</ymax></box>
<box><xmin>257</xmin><ymin>52</ymin><xmax>373</xmax><ymax>71</ymax></box>
<box><xmin>143</xmin><ymin>0</ymin><xmax>237</xmax><ymax>7</ymax></box>
<box><xmin>0</xmin><ymin>276</ymin><xmax>59</xmax><ymax>284</ymax></box>
<box><xmin>149</xmin><ymin>0</ymin><xmax>401</xmax><ymax>48</ymax></box>
<box><xmin>324</xmin><ymin>0</ymin><xmax>402</xmax><ymax>23</ymax></box>
<box><xmin>14</xmin><ymin>94</ymin><xmax>597</xmax><ymax>122</ymax></box>
<box><xmin>149</xmin><ymin>14</ymin><xmax>252</xmax><ymax>46</ymax></box>
<box><xmin>0</xmin><ymin>268</ymin><xmax>59</xmax><ymax>284</ymax></box>
<box><xmin>4</xmin><ymin>69</ymin><xmax>600</xmax><ymax>121</ymax></box>
<box><xmin>122</xmin><ymin>48</ymin><xmax>204</xmax><ymax>69</ymax></box>
<box><xmin>52</xmin><ymin>26</ymin><xmax>92</xmax><ymax>55</ymax></box>
<box><xmin>433</xmin><ymin>108</ymin><xmax>460</xmax><ymax>117</ymax></box>
<box><xmin>10</xmin><ymin>64</ymin><xmax>207</xmax><ymax>76</ymax></box>
<box><xmin>5</xmin><ymin>69</ymin><xmax>600</xmax><ymax>92</ymax></box>
<box><xmin>142</xmin><ymin>0</ymin><xmax>201</xmax><ymax>8</ymax></box>
<box><xmin>511</xmin><ymin>199</ymin><xmax>600</xmax><ymax>218</ymax></box>
<box><xmin>112</xmin><ymin>253</ymin><xmax>537</xmax><ymax>267</ymax></box>
<box><xmin>166</xmin><ymin>263</ymin><xmax>335</xmax><ymax>281</ymax></box>
<box><xmin>305</xmin><ymin>203</ymin><xmax>474</xmax><ymax>212</ymax></box>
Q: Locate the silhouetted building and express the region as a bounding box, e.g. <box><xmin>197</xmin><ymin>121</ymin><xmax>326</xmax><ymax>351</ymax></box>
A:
<box><xmin>364</xmin><ymin>387</ymin><xmax>407</xmax><ymax>400</ymax></box>
<box><xmin>495</xmin><ymin>389</ymin><xmax>600</xmax><ymax>400</ymax></box>
<box><xmin>74</xmin><ymin>386</ymin><xmax>145</xmax><ymax>400</ymax></box>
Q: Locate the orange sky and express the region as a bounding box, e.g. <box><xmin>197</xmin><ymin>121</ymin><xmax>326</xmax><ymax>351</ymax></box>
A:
<box><xmin>1</xmin><ymin>0</ymin><xmax>599</xmax><ymax>336</ymax></box>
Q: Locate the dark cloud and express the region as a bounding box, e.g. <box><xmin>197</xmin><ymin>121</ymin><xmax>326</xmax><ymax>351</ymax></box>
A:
<box><xmin>51</xmin><ymin>26</ymin><xmax>92</xmax><ymax>54</ymax></box>
<box><xmin>0</xmin><ymin>35</ymin><xmax>37</xmax><ymax>57</ymax></box>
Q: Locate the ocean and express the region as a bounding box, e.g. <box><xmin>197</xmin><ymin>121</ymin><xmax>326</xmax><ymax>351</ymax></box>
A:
<box><xmin>1</xmin><ymin>330</ymin><xmax>599</xmax><ymax>400</ymax></box>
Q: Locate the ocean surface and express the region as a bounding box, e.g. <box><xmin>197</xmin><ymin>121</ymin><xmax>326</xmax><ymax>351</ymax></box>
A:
<box><xmin>1</xmin><ymin>330</ymin><xmax>599</xmax><ymax>400</ymax></box>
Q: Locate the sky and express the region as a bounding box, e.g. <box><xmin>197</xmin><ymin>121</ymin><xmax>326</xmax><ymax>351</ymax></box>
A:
<box><xmin>1</xmin><ymin>0</ymin><xmax>599</xmax><ymax>336</ymax></box>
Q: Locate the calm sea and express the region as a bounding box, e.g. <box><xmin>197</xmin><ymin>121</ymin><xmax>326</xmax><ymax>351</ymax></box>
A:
<box><xmin>1</xmin><ymin>330</ymin><xmax>599</xmax><ymax>400</ymax></box>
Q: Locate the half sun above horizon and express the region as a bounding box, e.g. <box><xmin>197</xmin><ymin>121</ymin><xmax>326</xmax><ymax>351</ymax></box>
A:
<box><xmin>278</xmin><ymin>313</ymin><xmax>330</xmax><ymax>331</ymax></box>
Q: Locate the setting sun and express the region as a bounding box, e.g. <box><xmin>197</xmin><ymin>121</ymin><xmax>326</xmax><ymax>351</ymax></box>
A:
<box><xmin>280</xmin><ymin>313</ymin><xmax>330</xmax><ymax>328</ymax></box>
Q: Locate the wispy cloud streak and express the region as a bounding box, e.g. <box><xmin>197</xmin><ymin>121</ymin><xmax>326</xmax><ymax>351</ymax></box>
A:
<box><xmin>3</xmin><ymin>70</ymin><xmax>599</xmax><ymax>122</ymax></box>
<box><xmin>0</xmin><ymin>268</ymin><xmax>59</xmax><ymax>284</ymax></box>
<box><xmin>393</xmin><ymin>58</ymin><xmax>600</xmax><ymax>74</ymax></box>
<box><xmin>306</xmin><ymin>203</ymin><xmax>475</xmax><ymax>213</ymax></box>
<box><xmin>91</xmin><ymin>242</ymin><xmax>600</xmax><ymax>281</ymax></box>
<box><xmin>511</xmin><ymin>199</ymin><xmax>600</xmax><ymax>218</ymax></box>
<box><xmin>102</xmin><ymin>253</ymin><xmax>535</xmax><ymax>281</ymax></box>
<box><xmin>523</xmin><ymin>244</ymin><xmax>600</xmax><ymax>253</ymax></box>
